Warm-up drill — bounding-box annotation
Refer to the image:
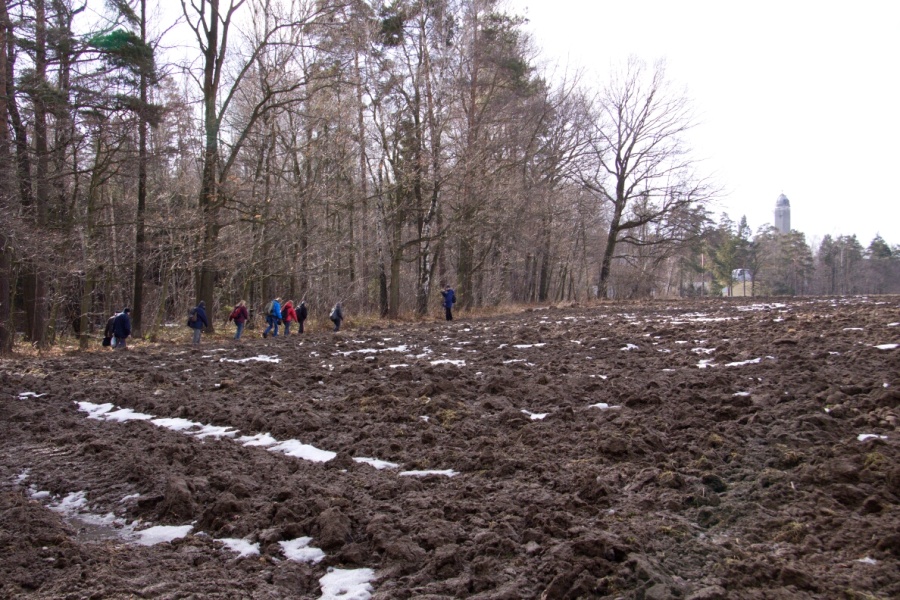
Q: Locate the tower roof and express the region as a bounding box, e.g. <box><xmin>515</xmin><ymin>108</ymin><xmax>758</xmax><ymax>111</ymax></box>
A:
<box><xmin>776</xmin><ymin>193</ymin><xmax>790</xmax><ymax>207</ymax></box>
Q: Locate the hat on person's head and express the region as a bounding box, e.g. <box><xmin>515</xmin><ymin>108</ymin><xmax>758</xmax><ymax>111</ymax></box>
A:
<box><xmin>198</xmin><ymin>300</ymin><xmax>205</xmax><ymax>307</ymax></box>
<box><xmin>123</xmin><ymin>307</ymin><xmax>131</xmax><ymax>313</ymax></box>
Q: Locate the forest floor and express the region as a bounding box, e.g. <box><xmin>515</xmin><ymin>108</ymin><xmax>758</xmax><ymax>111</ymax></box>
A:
<box><xmin>1</xmin><ymin>296</ymin><xmax>898</xmax><ymax>599</ymax></box>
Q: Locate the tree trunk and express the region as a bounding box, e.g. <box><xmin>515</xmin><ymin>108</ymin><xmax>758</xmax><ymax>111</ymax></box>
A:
<box><xmin>132</xmin><ymin>0</ymin><xmax>149</xmax><ymax>337</ymax></box>
<box><xmin>0</xmin><ymin>0</ymin><xmax>13</xmax><ymax>353</ymax></box>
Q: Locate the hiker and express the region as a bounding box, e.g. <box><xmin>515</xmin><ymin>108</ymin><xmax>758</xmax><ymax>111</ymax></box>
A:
<box><xmin>228</xmin><ymin>300</ymin><xmax>249</xmax><ymax>340</ymax></box>
<box><xmin>329</xmin><ymin>302</ymin><xmax>343</xmax><ymax>332</ymax></box>
<box><xmin>441</xmin><ymin>284</ymin><xmax>456</xmax><ymax>321</ymax></box>
<box><xmin>102</xmin><ymin>313</ymin><xmax>116</xmax><ymax>347</ymax></box>
<box><xmin>188</xmin><ymin>300</ymin><xmax>209</xmax><ymax>344</ymax></box>
<box><xmin>297</xmin><ymin>300</ymin><xmax>308</xmax><ymax>333</ymax></box>
<box><xmin>112</xmin><ymin>308</ymin><xmax>132</xmax><ymax>349</ymax></box>
<box><xmin>263</xmin><ymin>297</ymin><xmax>282</xmax><ymax>338</ymax></box>
<box><xmin>282</xmin><ymin>300</ymin><xmax>298</xmax><ymax>336</ymax></box>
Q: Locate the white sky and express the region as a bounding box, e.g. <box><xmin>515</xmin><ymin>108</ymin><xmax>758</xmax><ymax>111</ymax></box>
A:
<box><xmin>508</xmin><ymin>0</ymin><xmax>900</xmax><ymax>248</ymax></box>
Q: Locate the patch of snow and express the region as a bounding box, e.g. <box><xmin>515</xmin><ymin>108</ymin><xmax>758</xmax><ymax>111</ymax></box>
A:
<box><xmin>419</xmin><ymin>416</ymin><xmax>430</xmax><ymax>422</ymax></box>
<box><xmin>692</xmin><ymin>347</ymin><xmax>716</xmax><ymax>354</ymax></box>
<box><xmin>732</xmin><ymin>392</ymin><xmax>751</xmax><ymax>397</ymax></box>
<box><xmin>888</xmin><ymin>322</ymin><xmax>899</xmax><ymax>327</ymax></box>
<box><xmin>875</xmin><ymin>343</ymin><xmax>898</xmax><ymax>350</ymax></box>
<box><xmin>319</xmin><ymin>567</ymin><xmax>376</xmax><ymax>600</ymax></box>
<box><xmin>17</xmin><ymin>391</ymin><xmax>46</xmax><ymax>399</ymax></box>
<box><xmin>78</xmin><ymin>402</ymin><xmax>116</xmax><ymax>418</ymax></box>
<box><xmin>49</xmin><ymin>491</ymin><xmax>88</xmax><ymax>513</ymax></box>
<box><xmin>856</xmin><ymin>557</ymin><xmax>878</xmax><ymax>565</ymax></box>
<box><xmin>513</xmin><ymin>343</ymin><xmax>546</xmax><ymax>349</ymax></box>
<box><xmin>353</xmin><ymin>457</ymin><xmax>400</xmax><ymax>470</ymax></box>
<box><xmin>238</xmin><ymin>433</ymin><xmax>278</xmax><ymax>447</ymax></box>
<box><xmin>134</xmin><ymin>525</ymin><xmax>193</xmax><ymax>546</ymax></box>
<box><xmin>101</xmin><ymin>408</ymin><xmax>155</xmax><ymax>422</ymax></box>
<box><xmin>620</xmin><ymin>344</ymin><xmax>639</xmax><ymax>351</ymax></box>
<box><xmin>399</xmin><ymin>469</ymin><xmax>458</xmax><ymax>477</ymax></box>
<box><xmin>725</xmin><ymin>358</ymin><xmax>761</xmax><ymax>367</ymax></box>
<box><xmin>857</xmin><ymin>434</ymin><xmax>888</xmax><ymax>442</ymax></box>
<box><xmin>697</xmin><ymin>359</ymin><xmax>716</xmax><ymax>369</ymax></box>
<box><xmin>218</xmin><ymin>538</ymin><xmax>260</xmax><ymax>557</ymax></box>
<box><xmin>338</xmin><ymin>345</ymin><xmax>409</xmax><ymax>356</ymax></box>
<box><xmin>193</xmin><ymin>424</ymin><xmax>239</xmax><ymax>439</ymax></box>
<box><xmin>220</xmin><ymin>355</ymin><xmax>281</xmax><ymax>364</ymax></box>
<box><xmin>151</xmin><ymin>418</ymin><xmax>199</xmax><ymax>432</ymax></box>
<box><xmin>521</xmin><ymin>410</ymin><xmax>548</xmax><ymax>420</ymax></box>
<box><xmin>843</xmin><ymin>327</ymin><xmax>864</xmax><ymax>331</ymax></box>
<box><xmin>268</xmin><ymin>440</ymin><xmax>337</xmax><ymax>463</ymax></box>
<box><xmin>588</xmin><ymin>403</ymin><xmax>621</xmax><ymax>410</ymax></box>
<box><xmin>280</xmin><ymin>537</ymin><xmax>326</xmax><ymax>563</ymax></box>
<box><xmin>430</xmin><ymin>359</ymin><xmax>465</xmax><ymax>367</ymax></box>
<box><xmin>388</xmin><ymin>364</ymin><xmax>408</xmax><ymax>368</ymax></box>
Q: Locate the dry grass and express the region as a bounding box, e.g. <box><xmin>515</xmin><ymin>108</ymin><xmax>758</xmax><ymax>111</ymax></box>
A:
<box><xmin>2</xmin><ymin>299</ymin><xmax>608</xmax><ymax>357</ymax></box>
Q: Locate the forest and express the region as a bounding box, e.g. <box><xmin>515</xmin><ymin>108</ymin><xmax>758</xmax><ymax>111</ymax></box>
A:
<box><xmin>1</xmin><ymin>0</ymin><xmax>898</xmax><ymax>353</ymax></box>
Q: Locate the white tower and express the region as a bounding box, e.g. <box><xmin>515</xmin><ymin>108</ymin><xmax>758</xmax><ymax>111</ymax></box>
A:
<box><xmin>774</xmin><ymin>193</ymin><xmax>790</xmax><ymax>234</ymax></box>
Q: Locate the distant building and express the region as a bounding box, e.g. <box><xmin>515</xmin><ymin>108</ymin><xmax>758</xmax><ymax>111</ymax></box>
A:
<box><xmin>774</xmin><ymin>193</ymin><xmax>791</xmax><ymax>234</ymax></box>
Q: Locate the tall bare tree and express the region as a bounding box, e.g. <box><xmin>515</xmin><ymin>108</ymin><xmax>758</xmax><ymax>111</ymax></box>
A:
<box><xmin>578</xmin><ymin>58</ymin><xmax>710</xmax><ymax>298</ymax></box>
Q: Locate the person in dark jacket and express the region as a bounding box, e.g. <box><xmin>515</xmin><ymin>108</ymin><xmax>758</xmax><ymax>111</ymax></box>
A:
<box><xmin>112</xmin><ymin>308</ymin><xmax>132</xmax><ymax>349</ymax></box>
<box><xmin>297</xmin><ymin>300</ymin><xmax>308</xmax><ymax>333</ymax></box>
<box><xmin>330</xmin><ymin>302</ymin><xmax>343</xmax><ymax>332</ymax></box>
<box><xmin>441</xmin><ymin>285</ymin><xmax>456</xmax><ymax>321</ymax></box>
<box><xmin>189</xmin><ymin>300</ymin><xmax>210</xmax><ymax>344</ymax></box>
<box><xmin>229</xmin><ymin>300</ymin><xmax>249</xmax><ymax>340</ymax></box>
<box><xmin>282</xmin><ymin>300</ymin><xmax>298</xmax><ymax>336</ymax></box>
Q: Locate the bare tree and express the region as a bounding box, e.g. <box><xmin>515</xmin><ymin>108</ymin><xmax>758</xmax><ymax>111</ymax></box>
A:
<box><xmin>181</xmin><ymin>0</ymin><xmax>333</xmax><ymax>330</ymax></box>
<box><xmin>578</xmin><ymin>58</ymin><xmax>711</xmax><ymax>298</ymax></box>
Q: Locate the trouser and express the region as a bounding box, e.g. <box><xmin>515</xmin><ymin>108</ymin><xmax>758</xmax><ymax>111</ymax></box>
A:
<box><xmin>263</xmin><ymin>316</ymin><xmax>279</xmax><ymax>337</ymax></box>
<box><xmin>332</xmin><ymin>318</ymin><xmax>341</xmax><ymax>332</ymax></box>
<box><xmin>114</xmin><ymin>337</ymin><xmax>128</xmax><ymax>349</ymax></box>
<box><xmin>284</xmin><ymin>321</ymin><xmax>291</xmax><ymax>335</ymax></box>
<box><xmin>234</xmin><ymin>322</ymin><xmax>244</xmax><ymax>340</ymax></box>
<box><xmin>445</xmin><ymin>306</ymin><xmax>453</xmax><ymax>321</ymax></box>
<box><xmin>299</xmin><ymin>319</ymin><xmax>305</xmax><ymax>333</ymax></box>
<box><xmin>192</xmin><ymin>328</ymin><xmax>202</xmax><ymax>344</ymax></box>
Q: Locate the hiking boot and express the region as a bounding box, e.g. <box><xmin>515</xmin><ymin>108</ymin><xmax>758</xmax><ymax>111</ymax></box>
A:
<box><xmin>262</xmin><ymin>332</ymin><xmax>268</xmax><ymax>338</ymax></box>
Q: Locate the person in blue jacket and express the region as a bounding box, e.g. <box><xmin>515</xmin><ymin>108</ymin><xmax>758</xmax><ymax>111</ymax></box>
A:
<box><xmin>189</xmin><ymin>300</ymin><xmax>210</xmax><ymax>344</ymax></box>
<box><xmin>112</xmin><ymin>308</ymin><xmax>132</xmax><ymax>349</ymax></box>
<box><xmin>263</xmin><ymin>297</ymin><xmax>282</xmax><ymax>338</ymax></box>
<box><xmin>441</xmin><ymin>285</ymin><xmax>456</xmax><ymax>321</ymax></box>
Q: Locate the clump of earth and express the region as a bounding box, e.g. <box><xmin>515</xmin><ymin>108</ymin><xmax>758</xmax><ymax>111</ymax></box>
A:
<box><xmin>1</xmin><ymin>296</ymin><xmax>898</xmax><ymax>599</ymax></box>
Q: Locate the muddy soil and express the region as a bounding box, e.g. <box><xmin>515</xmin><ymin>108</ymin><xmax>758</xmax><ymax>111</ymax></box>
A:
<box><xmin>1</xmin><ymin>297</ymin><xmax>898</xmax><ymax>599</ymax></box>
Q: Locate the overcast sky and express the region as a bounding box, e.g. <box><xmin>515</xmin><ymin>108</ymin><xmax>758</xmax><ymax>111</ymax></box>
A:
<box><xmin>508</xmin><ymin>0</ymin><xmax>900</xmax><ymax>248</ymax></box>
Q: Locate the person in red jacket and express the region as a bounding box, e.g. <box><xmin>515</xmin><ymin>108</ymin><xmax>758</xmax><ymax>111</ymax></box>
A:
<box><xmin>282</xmin><ymin>300</ymin><xmax>298</xmax><ymax>336</ymax></box>
<box><xmin>228</xmin><ymin>300</ymin><xmax>249</xmax><ymax>340</ymax></box>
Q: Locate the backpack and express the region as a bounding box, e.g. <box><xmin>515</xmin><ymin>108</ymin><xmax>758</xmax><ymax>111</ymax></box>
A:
<box><xmin>103</xmin><ymin>314</ymin><xmax>116</xmax><ymax>347</ymax></box>
<box><xmin>187</xmin><ymin>307</ymin><xmax>198</xmax><ymax>327</ymax></box>
<box><xmin>229</xmin><ymin>307</ymin><xmax>241</xmax><ymax>321</ymax></box>
<box><xmin>264</xmin><ymin>300</ymin><xmax>275</xmax><ymax>317</ymax></box>
<box><xmin>104</xmin><ymin>315</ymin><xmax>116</xmax><ymax>338</ymax></box>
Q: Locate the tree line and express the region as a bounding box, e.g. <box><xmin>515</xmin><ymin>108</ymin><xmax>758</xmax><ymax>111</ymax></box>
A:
<box><xmin>0</xmin><ymin>0</ymin><xmax>894</xmax><ymax>354</ymax></box>
<box><xmin>703</xmin><ymin>215</ymin><xmax>899</xmax><ymax>298</ymax></box>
